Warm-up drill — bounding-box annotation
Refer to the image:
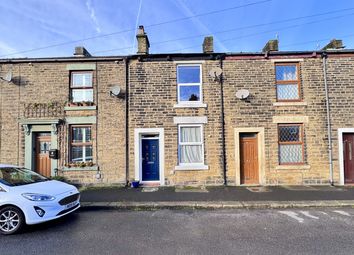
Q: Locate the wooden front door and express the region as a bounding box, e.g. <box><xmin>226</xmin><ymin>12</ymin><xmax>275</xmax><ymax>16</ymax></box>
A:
<box><xmin>343</xmin><ymin>134</ymin><xmax>354</xmax><ymax>183</ymax></box>
<box><xmin>35</xmin><ymin>133</ymin><xmax>51</xmax><ymax>177</ymax></box>
<box><xmin>240</xmin><ymin>133</ymin><xmax>259</xmax><ymax>184</ymax></box>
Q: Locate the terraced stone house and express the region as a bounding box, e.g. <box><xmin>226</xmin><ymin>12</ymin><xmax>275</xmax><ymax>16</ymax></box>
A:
<box><xmin>1</xmin><ymin>27</ymin><xmax>353</xmax><ymax>186</ymax></box>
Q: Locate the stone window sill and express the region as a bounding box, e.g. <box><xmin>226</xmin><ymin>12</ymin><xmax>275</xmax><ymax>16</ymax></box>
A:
<box><xmin>64</xmin><ymin>106</ymin><xmax>97</xmax><ymax>111</ymax></box>
<box><xmin>175</xmin><ymin>164</ymin><xmax>209</xmax><ymax>171</ymax></box>
<box><xmin>276</xmin><ymin>165</ymin><xmax>311</xmax><ymax>170</ymax></box>
<box><xmin>273</xmin><ymin>102</ymin><xmax>308</xmax><ymax>106</ymax></box>
<box><xmin>63</xmin><ymin>166</ymin><xmax>98</xmax><ymax>171</ymax></box>
<box><xmin>173</xmin><ymin>103</ymin><xmax>207</xmax><ymax>109</ymax></box>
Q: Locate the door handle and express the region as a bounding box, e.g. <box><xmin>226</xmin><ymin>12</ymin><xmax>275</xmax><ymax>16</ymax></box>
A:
<box><xmin>147</xmin><ymin>162</ymin><xmax>154</xmax><ymax>164</ymax></box>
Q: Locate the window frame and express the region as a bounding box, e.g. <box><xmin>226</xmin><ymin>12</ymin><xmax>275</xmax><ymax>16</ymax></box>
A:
<box><xmin>275</xmin><ymin>62</ymin><xmax>301</xmax><ymax>102</ymax></box>
<box><xmin>70</xmin><ymin>71</ymin><xmax>94</xmax><ymax>103</ymax></box>
<box><xmin>177</xmin><ymin>124</ymin><xmax>205</xmax><ymax>166</ymax></box>
<box><xmin>177</xmin><ymin>64</ymin><xmax>203</xmax><ymax>105</ymax></box>
<box><xmin>69</xmin><ymin>125</ymin><xmax>93</xmax><ymax>163</ymax></box>
<box><xmin>278</xmin><ymin>123</ymin><xmax>305</xmax><ymax>165</ymax></box>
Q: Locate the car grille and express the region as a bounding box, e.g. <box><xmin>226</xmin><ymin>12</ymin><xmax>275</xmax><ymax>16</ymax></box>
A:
<box><xmin>58</xmin><ymin>193</ymin><xmax>80</xmax><ymax>205</ymax></box>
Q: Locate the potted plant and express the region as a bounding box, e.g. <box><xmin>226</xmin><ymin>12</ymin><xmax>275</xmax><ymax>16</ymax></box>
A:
<box><xmin>131</xmin><ymin>180</ymin><xmax>140</xmax><ymax>188</ymax></box>
<box><xmin>67</xmin><ymin>102</ymin><xmax>78</xmax><ymax>107</ymax></box>
<box><xmin>82</xmin><ymin>101</ymin><xmax>94</xmax><ymax>106</ymax></box>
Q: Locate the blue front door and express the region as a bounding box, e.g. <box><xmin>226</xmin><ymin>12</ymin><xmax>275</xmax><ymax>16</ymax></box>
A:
<box><xmin>142</xmin><ymin>139</ymin><xmax>160</xmax><ymax>181</ymax></box>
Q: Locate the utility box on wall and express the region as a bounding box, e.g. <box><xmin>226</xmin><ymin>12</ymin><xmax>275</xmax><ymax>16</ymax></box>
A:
<box><xmin>49</xmin><ymin>149</ymin><xmax>59</xmax><ymax>159</ymax></box>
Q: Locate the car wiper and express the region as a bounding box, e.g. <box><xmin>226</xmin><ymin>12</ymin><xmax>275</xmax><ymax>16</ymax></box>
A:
<box><xmin>35</xmin><ymin>179</ymin><xmax>49</xmax><ymax>182</ymax></box>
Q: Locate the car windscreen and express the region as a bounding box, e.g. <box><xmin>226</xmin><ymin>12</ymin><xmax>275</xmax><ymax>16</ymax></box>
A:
<box><xmin>0</xmin><ymin>167</ymin><xmax>48</xmax><ymax>186</ymax></box>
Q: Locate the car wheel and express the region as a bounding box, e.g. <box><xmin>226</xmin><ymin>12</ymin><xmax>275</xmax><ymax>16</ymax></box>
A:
<box><xmin>0</xmin><ymin>206</ymin><xmax>25</xmax><ymax>235</ymax></box>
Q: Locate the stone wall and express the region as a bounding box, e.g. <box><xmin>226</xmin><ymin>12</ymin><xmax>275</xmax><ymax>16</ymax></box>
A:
<box><xmin>0</xmin><ymin>60</ymin><xmax>126</xmax><ymax>185</ymax></box>
<box><xmin>128</xmin><ymin>59</ymin><xmax>224</xmax><ymax>186</ymax></box>
<box><xmin>223</xmin><ymin>56</ymin><xmax>331</xmax><ymax>185</ymax></box>
<box><xmin>326</xmin><ymin>55</ymin><xmax>354</xmax><ymax>183</ymax></box>
<box><xmin>1</xmin><ymin>52</ymin><xmax>353</xmax><ymax>186</ymax></box>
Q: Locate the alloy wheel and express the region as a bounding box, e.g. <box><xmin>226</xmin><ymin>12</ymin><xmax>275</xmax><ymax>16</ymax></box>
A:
<box><xmin>0</xmin><ymin>209</ymin><xmax>20</xmax><ymax>233</ymax></box>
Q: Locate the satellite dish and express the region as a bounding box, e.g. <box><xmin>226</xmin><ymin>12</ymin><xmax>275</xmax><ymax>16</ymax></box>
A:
<box><xmin>0</xmin><ymin>70</ymin><xmax>12</xmax><ymax>82</ymax></box>
<box><xmin>236</xmin><ymin>89</ymin><xmax>250</xmax><ymax>100</ymax></box>
<box><xmin>208</xmin><ymin>67</ymin><xmax>223</xmax><ymax>79</ymax></box>
<box><xmin>110</xmin><ymin>85</ymin><xmax>121</xmax><ymax>97</ymax></box>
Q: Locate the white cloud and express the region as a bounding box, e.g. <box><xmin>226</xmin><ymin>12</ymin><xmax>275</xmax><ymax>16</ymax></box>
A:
<box><xmin>86</xmin><ymin>0</ymin><xmax>101</xmax><ymax>33</ymax></box>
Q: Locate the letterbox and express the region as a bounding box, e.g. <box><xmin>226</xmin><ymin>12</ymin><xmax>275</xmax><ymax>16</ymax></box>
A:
<box><xmin>49</xmin><ymin>149</ymin><xmax>59</xmax><ymax>159</ymax></box>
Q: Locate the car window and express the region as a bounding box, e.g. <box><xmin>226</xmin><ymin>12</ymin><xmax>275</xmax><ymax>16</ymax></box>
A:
<box><xmin>0</xmin><ymin>167</ymin><xmax>48</xmax><ymax>186</ymax></box>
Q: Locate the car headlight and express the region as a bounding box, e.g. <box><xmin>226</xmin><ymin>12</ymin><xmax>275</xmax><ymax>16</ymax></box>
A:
<box><xmin>22</xmin><ymin>193</ymin><xmax>56</xmax><ymax>201</ymax></box>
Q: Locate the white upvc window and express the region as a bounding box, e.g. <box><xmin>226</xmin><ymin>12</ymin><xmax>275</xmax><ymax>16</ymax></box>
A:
<box><xmin>70</xmin><ymin>72</ymin><xmax>93</xmax><ymax>103</ymax></box>
<box><xmin>178</xmin><ymin>124</ymin><xmax>205</xmax><ymax>166</ymax></box>
<box><xmin>177</xmin><ymin>64</ymin><xmax>203</xmax><ymax>105</ymax></box>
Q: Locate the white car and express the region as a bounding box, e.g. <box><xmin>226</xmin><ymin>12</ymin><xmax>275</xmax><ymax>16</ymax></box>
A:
<box><xmin>0</xmin><ymin>164</ymin><xmax>80</xmax><ymax>235</ymax></box>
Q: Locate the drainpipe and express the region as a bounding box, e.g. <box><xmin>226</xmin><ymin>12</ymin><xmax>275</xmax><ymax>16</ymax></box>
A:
<box><xmin>125</xmin><ymin>58</ymin><xmax>130</xmax><ymax>186</ymax></box>
<box><xmin>322</xmin><ymin>52</ymin><xmax>334</xmax><ymax>186</ymax></box>
<box><xmin>218</xmin><ymin>54</ymin><xmax>227</xmax><ymax>186</ymax></box>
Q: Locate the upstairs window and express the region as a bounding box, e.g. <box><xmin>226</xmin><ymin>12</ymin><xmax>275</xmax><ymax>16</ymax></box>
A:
<box><xmin>275</xmin><ymin>63</ymin><xmax>300</xmax><ymax>101</ymax></box>
<box><xmin>177</xmin><ymin>65</ymin><xmax>202</xmax><ymax>104</ymax></box>
<box><xmin>70</xmin><ymin>126</ymin><xmax>93</xmax><ymax>162</ymax></box>
<box><xmin>178</xmin><ymin>124</ymin><xmax>204</xmax><ymax>165</ymax></box>
<box><xmin>278</xmin><ymin>124</ymin><xmax>304</xmax><ymax>165</ymax></box>
<box><xmin>70</xmin><ymin>72</ymin><xmax>93</xmax><ymax>102</ymax></box>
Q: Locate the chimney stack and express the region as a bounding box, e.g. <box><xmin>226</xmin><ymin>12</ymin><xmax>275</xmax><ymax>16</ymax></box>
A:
<box><xmin>262</xmin><ymin>39</ymin><xmax>279</xmax><ymax>52</ymax></box>
<box><xmin>136</xmin><ymin>25</ymin><xmax>150</xmax><ymax>55</ymax></box>
<box><xmin>321</xmin><ymin>39</ymin><xmax>344</xmax><ymax>50</ymax></box>
<box><xmin>74</xmin><ymin>46</ymin><xmax>91</xmax><ymax>57</ymax></box>
<box><xmin>203</xmin><ymin>36</ymin><xmax>214</xmax><ymax>53</ymax></box>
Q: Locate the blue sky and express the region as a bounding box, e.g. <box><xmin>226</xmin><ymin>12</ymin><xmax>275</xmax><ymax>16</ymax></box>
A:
<box><xmin>0</xmin><ymin>0</ymin><xmax>353</xmax><ymax>58</ymax></box>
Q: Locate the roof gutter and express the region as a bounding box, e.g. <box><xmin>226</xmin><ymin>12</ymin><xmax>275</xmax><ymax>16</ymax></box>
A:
<box><xmin>0</xmin><ymin>57</ymin><xmax>125</xmax><ymax>64</ymax></box>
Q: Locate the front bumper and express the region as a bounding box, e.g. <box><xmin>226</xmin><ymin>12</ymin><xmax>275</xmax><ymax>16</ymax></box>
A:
<box><xmin>24</xmin><ymin>191</ymin><xmax>80</xmax><ymax>225</ymax></box>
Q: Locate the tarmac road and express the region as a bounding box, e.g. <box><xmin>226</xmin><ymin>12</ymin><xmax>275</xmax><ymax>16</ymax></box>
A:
<box><xmin>1</xmin><ymin>207</ymin><xmax>354</xmax><ymax>255</ymax></box>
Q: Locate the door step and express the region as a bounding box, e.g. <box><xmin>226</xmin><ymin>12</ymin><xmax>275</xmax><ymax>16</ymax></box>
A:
<box><xmin>246</xmin><ymin>186</ymin><xmax>272</xmax><ymax>193</ymax></box>
<box><xmin>141</xmin><ymin>187</ymin><xmax>159</xmax><ymax>192</ymax></box>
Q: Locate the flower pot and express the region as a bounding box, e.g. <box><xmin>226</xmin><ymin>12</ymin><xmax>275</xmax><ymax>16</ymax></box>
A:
<box><xmin>131</xmin><ymin>181</ymin><xmax>140</xmax><ymax>188</ymax></box>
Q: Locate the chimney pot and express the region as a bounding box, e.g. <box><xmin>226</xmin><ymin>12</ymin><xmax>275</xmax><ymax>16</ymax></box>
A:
<box><xmin>262</xmin><ymin>39</ymin><xmax>278</xmax><ymax>52</ymax></box>
<box><xmin>74</xmin><ymin>46</ymin><xmax>91</xmax><ymax>57</ymax></box>
<box><xmin>136</xmin><ymin>25</ymin><xmax>150</xmax><ymax>55</ymax></box>
<box><xmin>203</xmin><ymin>36</ymin><xmax>214</xmax><ymax>53</ymax></box>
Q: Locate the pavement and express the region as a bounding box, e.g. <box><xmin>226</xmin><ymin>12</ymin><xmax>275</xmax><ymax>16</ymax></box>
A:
<box><xmin>80</xmin><ymin>185</ymin><xmax>354</xmax><ymax>210</ymax></box>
